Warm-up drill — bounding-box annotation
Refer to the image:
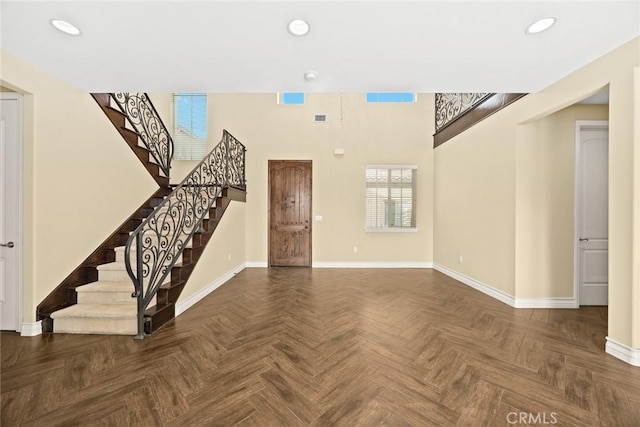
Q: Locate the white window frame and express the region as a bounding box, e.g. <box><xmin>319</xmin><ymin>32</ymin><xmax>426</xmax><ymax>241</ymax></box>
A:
<box><xmin>365</xmin><ymin>165</ymin><xmax>418</xmax><ymax>232</ymax></box>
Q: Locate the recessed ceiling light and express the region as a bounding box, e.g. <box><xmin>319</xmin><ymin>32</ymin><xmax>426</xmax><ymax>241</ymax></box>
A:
<box><xmin>288</xmin><ymin>19</ymin><xmax>310</xmax><ymax>36</ymax></box>
<box><xmin>525</xmin><ymin>17</ymin><xmax>557</xmax><ymax>35</ymax></box>
<box><xmin>50</xmin><ymin>19</ymin><xmax>81</xmax><ymax>36</ymax></box>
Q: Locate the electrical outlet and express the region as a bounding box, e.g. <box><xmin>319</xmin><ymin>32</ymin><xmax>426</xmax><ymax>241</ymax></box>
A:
<box><xmin>353</xmin><ymin>246</ymin><xmax>358</xmax><ymax>253</ymax></box>
<box><xmin>459</xmin><ymin>255</ymin><xmax>463</xmax><ymax>263</ymax></box>
<box><xmin>228</xmin><ymin>253</ymin><xmax>232</xmax><ymax>261</ymax></box>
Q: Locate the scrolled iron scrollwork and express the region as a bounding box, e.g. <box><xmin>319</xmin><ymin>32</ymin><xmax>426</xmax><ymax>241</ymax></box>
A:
<box><xmin>125</xmin><ymin>130</ymin><xmax>246</xmax><ymax>338</ymax></box>
<box><xmin>225</xmin><ymin>132</ymin><xmax>246</xmax><ymax>188</ymax></box>
<box><xmin>435</xmin><ymin>93</ymin><xmax>491</xmax><ymax>131</ymax></box>
<box><xmin>111</xmin><ymin>93</ymin><xmax>173</xmax><ymax>177</ymax></box>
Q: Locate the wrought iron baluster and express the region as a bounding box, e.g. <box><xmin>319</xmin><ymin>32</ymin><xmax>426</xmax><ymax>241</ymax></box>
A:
<box><xmin>124</xmin><ymin>130</ymin><xmax>246</xmax><ymax>338</ymax></box>
<box><xmin>109</xmin><ymin>93</ymin><xmax>173</xmax><ymax>177</ymax></box>
<box><xmin>434</xmin><ymin>93</ymin><xmax>492</xmax><ymax>131</ymax></box>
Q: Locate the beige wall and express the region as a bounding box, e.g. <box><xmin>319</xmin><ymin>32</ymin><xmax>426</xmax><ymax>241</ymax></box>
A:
<box><xmin>434</xmin><ymin>37</ymin><xmax>639</xmax><ymax>349</ymax></box>
<box><xmin>516</xmin><ymin>104</ymin><xmax>608</xmax><ymax>299</ymax></box>
<box><xmin>202</xmin><ymin>93</ymin><xmax>434</xmax><ymax>265</ymax></box>
<box><xmin>434</xmin><ymin>109</ymin><xmax>518</xmax><ymax>294</ymax></box>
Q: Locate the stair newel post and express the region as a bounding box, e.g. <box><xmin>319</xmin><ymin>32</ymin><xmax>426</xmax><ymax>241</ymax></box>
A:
<box><xmin>134</xmin><ymin>233</ymin><xmax>145</xmax><ymax>340</ymax></box>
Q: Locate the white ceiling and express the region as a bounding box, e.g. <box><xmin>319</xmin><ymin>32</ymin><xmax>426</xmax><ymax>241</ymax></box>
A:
<box><xmin>1</xmin><ymin>1</ymin><xmax>638</xmax><ymax>93</ymax></box>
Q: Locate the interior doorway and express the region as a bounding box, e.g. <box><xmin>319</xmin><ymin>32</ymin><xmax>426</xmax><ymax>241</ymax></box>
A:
<box><xmin>1</xmin><ymin>92</ymin><xmax>23</xmax><ymax>331</ymax></box>
<box><xmin>575</xmin><ymin>120</ymin><xmax>609</xmax><ymax>306</ymax></box>
<box><xmin>268</xmin><ymin>160</ymin><xmax>312</xmax><ymax>267</ymax></box>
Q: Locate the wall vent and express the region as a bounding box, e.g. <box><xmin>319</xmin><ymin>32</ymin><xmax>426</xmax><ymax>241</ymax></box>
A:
<box><xmin>314</xmin><ymin>114</ymin><xmax>327</xmax><ymax>122</ymax></box>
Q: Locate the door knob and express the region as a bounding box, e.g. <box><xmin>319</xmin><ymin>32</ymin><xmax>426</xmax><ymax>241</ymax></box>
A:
<box><xmin>579</xmin><ymin>238</ymin><xmax>589</xmax><ymax>242</ymax></box>
<box><xmin>0</xmin><ymin>241</ymin><xmax>14</xmax><ymax>248</ymax></box>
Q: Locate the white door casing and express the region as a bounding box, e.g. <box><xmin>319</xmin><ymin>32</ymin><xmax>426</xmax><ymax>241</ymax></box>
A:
<box><xmin>0</xmin><ymin>93</ymin><xmax>22</xmax><ymax>331</ymax></box>
<box><xmin>575</xmin><ymin>121</ymin><xmax>609</xmax><ymax>306</ymax></box>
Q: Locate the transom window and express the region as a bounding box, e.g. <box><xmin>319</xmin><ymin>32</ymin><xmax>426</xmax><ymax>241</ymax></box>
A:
<box><xmin>280</xmin><ymin>92</ymin><xmax>305</xmax><ymax>105</ymax></box>
<box><xmin>366</xmin><ymin>93</ymin><xmax>415</xmax><ymax>103</ymax></box>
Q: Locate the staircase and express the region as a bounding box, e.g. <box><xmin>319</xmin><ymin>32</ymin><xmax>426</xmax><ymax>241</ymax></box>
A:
<box><xmin>38</xmin><ymin>93</ymin><xmax>247</xmax><ymax>337</ymax></box>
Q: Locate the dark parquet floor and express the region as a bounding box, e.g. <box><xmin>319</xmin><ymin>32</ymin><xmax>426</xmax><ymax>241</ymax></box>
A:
<box><xmin>2</xmin><ymin>268</ymin><xmax>639</xmax><ymax>426</ymax></box>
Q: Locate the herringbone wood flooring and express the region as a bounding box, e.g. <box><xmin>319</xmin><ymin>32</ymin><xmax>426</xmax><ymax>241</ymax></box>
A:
<box><xmin>2</xmin><ymin>268</ymin><xmax>639</xmax><ymax>426</ymax></box>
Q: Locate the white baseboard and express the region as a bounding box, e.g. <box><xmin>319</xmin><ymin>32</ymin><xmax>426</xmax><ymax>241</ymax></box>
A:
<box><xmin>606</xmin><ymin>337</ymin><xmax>640</xmax><ymax>367</ymax></box>
<box><xmin>433</xmin><ymin>263</ymin><xmax>516</xmax><ymax>306</ymax></box>
<box><xmin>245</xmin><ymin>261</ymin><xmax>433</xmax><ymax>269</ymax></box>
<box><xmin>313</xmin><ymin>262</ymin><xmax>433</xmax><ymax>269</ymax></box>
<box><xmin>175</xmin><ymin>263</ymin><xmax>246</xmax><ymax>316</ymax></box>
<box><xmin>433</xmin><ymin>263</ymin><xmax>578</xmax><ymax>309</ymax></box>
<box><xmin>21</xmin><ymin>321</ymin><xmax>42</xmax><ymax>336</ymax></box>
<box><xmin>245</xmin><ymin>261</ymin><xmax>268</xmax><ymax>268</ymax></box>
<box><xmin>513</xmin><ymin>297</ymin><xmax>578</xmax><ymax>309</ymax></box>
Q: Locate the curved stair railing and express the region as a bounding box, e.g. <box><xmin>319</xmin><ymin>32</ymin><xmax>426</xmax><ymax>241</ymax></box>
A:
<box><xmin>110</xmin><ymin>93</ymin><xmax>174</xmax><ymax>177</ymax></box>
<box><xmin>125</xmin><ymin>130</ymin><xmax>246</xmax><ymax>338</ymax></box>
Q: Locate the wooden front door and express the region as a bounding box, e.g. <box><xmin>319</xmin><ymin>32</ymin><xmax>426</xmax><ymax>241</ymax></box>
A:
<box><xmin>269</xmin><ymin>160</ymin><xmax>312</xmax><ymax>267</ymax></box>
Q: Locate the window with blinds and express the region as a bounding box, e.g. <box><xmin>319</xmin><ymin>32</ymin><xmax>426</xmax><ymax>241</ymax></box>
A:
<box><xmin>172</xmin><ymin>93</ymin><xmax>207</xmax><ymax>160</ymax></box>
<box><xmin>365</xmin><ymin>166</ymin><xmax>417</xmax><ymax>231</ymax></box>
